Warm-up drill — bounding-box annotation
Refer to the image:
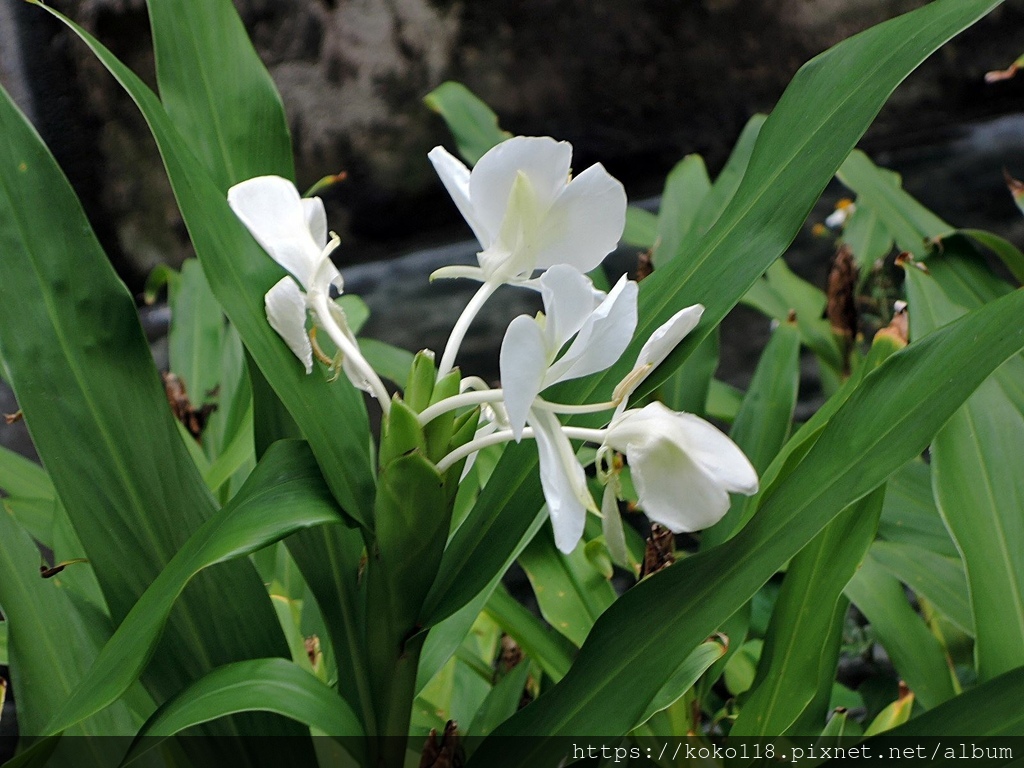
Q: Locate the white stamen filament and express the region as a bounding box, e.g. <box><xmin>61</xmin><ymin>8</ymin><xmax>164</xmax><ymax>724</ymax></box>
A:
<box><xmin>309</xmin><ymin>293</ymin><xmax>392</xmax><ymax>414</ymax></box>
<box><xmin>532</xmin><ymin>396</ymin><xmax>620</xmax><ymax>415</ymax></box>
<box><xmin>436</xmin><ymin>280</ymin><xmax>499</xmax><ymax>379</ymax></box>
<box><xmin>436</xmin><ymin>424</ymin><xmax>607</xmax><ymax>473</ymax></box>
<box><xmin>418</xmin><ymin>389</ymin><xmax>621</xmax><ymax>427</ymax></box>
<box><xmin>417</xmin><ymin>388</ymin><xmax>504</xmax><ymax>426</ymax></box>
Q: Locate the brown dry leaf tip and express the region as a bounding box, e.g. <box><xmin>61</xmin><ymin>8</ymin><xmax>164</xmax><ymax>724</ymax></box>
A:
<box><xmin>875</xmin><ymin>299</ymin><xmax>909</xmax><ymax>347</ymax></box>
<box><xmin>826</xmin><ymin>244</ymin><xmax>859</xmax><ymax>340</ymax></box>
<box><xmin>894</xmin><ymin>252</ymin><xmax>930</xmax><ymax>274</ymax></box>
<box><xmin>986</xmin><ymin>63</ymin><xmax>1020</xmax><ymax>83</ymax></box>
<box><xmin>419</xmin><ymin>720</ymin><xmax>464</xmax><ymax>768</ymax></box>
<box><xmin>518</xmin><ymin>685</ymin><xmax>534</xmax><ymax>711</ymax></box>
<box><xmin>925</xmin><ymin>235</ymin><xmax>945</xmax><ymax>254</ymax></box>
<box><xmin>897</xmin><ymin>680</ymin><xmax>912</xmax><ymax>701</ymax></box>
<box><xmin>3</xmin><ymin>410</ymin><xmax>23</xmax><ymax>425</ymax></box>
<box><xmin>498</xmin><ymin>634</ymin><xmax>524</xmax><ymax>676</ymax></box>
<box><xmin>304</xmin><ymin>635</ymin><xmax>321</xmax><ymax>666</ymax></box>
<box><xmin>39</xmin><ymin>558</ymin><xmax>89</xmax><ymax>579</ymax></box>
<box><xmin>640</xmin><ymin>523</ymin><xmax>676</xmax><ymax>579</ymax></box>
<box><xmin>1004</xmin><ymin>168</ymin><xmax>1024</xmax><ymax>198</ymax></box>
<box><xmin>786</xmin><ymin>309</ymin><xmax>797</xmax><ymax>324</ymax></box>
<box><xmin>162</xmin><ymin>372</ymin><xmax>217</xmax><ymax>442</ymax></box>
<box><xmin>634</xmin><ymin>249</ymin><xmax>654</xmax><ymax>282</ymax></box>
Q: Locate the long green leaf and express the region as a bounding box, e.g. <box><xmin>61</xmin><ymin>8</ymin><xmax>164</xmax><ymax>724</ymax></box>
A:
<box><xmin>837</xmin><ymin>150</ymin><xmax>952</xmax><ymax>257</ymax></box>
<box><xmin>845</xmin><ymin>554</ymin><xmax>956</xmax><ymax>710</ymax></box>
<box><xmin>874</xmin><ymin>665</ymin><xmax>1024</xmax><ymax>737</ymax></box>
<box><xmin>423</xmin><ymin>82</ymin><xmax>510</xmax><ymax>166</ymax></box>
<box><xmin>906</xmin><ymin>260</ymin><xmax>1024</xmax><ymax>681</ymax></box>
<box><xmin>466</xmin><ymin>661</ymin><xmax>532</xmax><ymax>739</ymax></box>
<box><xmin>0</xmin><ymin>509</ymin><xmax>150</xmax><ymax>740</ymax></box>
<box><xmin>732</xmin><ymin>487</ymin><xmax>884</xmax><ymax>736</ymax></box>
<box><xmin>741</xmin><ymin>259</ymin><xmax>843</xmax><ymax>373</ymax></box>
<box><xmin>285</xmin><ymin>525</ymin><xmax>375</xmax><ymax>733</ymax></box>
<box><xmin>43</xmin><ymin>440</ymin><xmax>345</xmax><ymax>735</ymax></box>
<box><xmin>652</xmin><ymin>154</ymin><xmax>711</xmax><ymax>265</ymax></box>
<box><xmin>484</xmin><ymin>584</ymin><xmax>575</xmax><ymax>683</ymax></box>
<box><xmin>469</xmin><ymin>283</ymin><xmax>1024</xmax><ymax>763</ymax></box>
<box><xmin>168</xmin><ymin>260</ymin><xmax>253</xmax><ymax>482</ymax></box>
<box><xmin>0</xmin><ymin>80</ymin><xmax>292</xmax><ymax>726</ymax></box>
<box><xmin>124</xmin><ymin>659</ymin><xmax>364</xmax><ymax>765</ymax></box>
<box><xmin>36</xmin><ymin>4</ymin><xmax>377</xmax><ymax>528</ymax></box>
<box><xmin>423</xmin><ymin>0</ymin><xmax>1006</xmax><ymax>635</ymax></box>
<box><xmin>676</xmin><ymin>114</ymin><xmax>766</xmax><ymax>254</ymax></box>
<box><xmin>145</xmin><ymin>0</ymin><xmax>303</xmax><ymax>481</ymax></box>
<box><xmin>518</xmin><ymin>522</ymin><xmax>616</xmax><ymax>647</ymax></box>
<box><xmin>704</xmin><ymin>320</ymin><xmax>801</xmax><ymax>548</ymax></box>
<box><xmin>0</xmin><ymin>445</ymin><xmax>56</xmax><ymax>546</ymax></box>
<box><xmin>145</xmin><ymin>0</ymin><xmax>294</xmax><ymax>190</ymax></box>
<box><xmin>956</xmin><ymin>228</ymin><xmax>1024</xmax><ymax>284</ymax></box>
<box><xmin>843</xmin><ymin>204</ymin><xmax>894</xmax><ymax>271</ymax></box>
<box><xmin>636</xmin><ymin>640</ymin><xmax>726</xmax><ymax>728</ymax></box>
<box><xmin>870</xmin><ymin>539</ymin><xmax>973</xmax><ymax>636</ymax></box>
<box><xmin>878</xmin><ymin>459</ymin><xmax>959</xmax><ymax>559</ymax></box>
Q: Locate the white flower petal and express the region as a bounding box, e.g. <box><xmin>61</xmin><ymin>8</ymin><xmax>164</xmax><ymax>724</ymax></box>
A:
<box><xmin>301</xmin><ymin>197</ymin><xmax>328</xmax><ymax>250</ymax></box>
<box><xmin>636</xmin><ymin>304</ymin><xmax>704</xmax><ymax>369</ymax></box>
<box><xmin>629</xmin><ymin>439</ymin><xmax>731</xmax><ymax>532</ymax></box>
<box><xmin>325</xmin><ymin>302</ymin><xmax>375</xmax><ymax>394</ymax></box>
<box><xmin>470</xmin><ymin>137</ymin><xmax>572</xmax><ymax>240</ymax></box>
<box><xmin>499</xmin><ymin>315</ymin><xmax>549</xmax><ymax>439</ymax></box>
<box><xmin>533</xmin><ymin>163</ymin><xmax>627</xmax><ymax>274</ymax></box>
<box><xmin>545</xmin><ymin>275</ymin><xmax>638</xmax><ymax>386</ymax></box>
<box><xmin>615</xmin><ymin>304</ymin><xmax>705</xmax><ymax>407</ymax></box>
<box><xmin>311</xmin><ymin>247</ymin><xmax>344</xmax><ymax>296</ymax></box>
<box><xmin>228</xmin><ymin>176</ymin><xmax>322</xmax><ymax>289</ymax></box>
<box><xmin>265</xmin><ymin>276</ymin><xmax>313</xmax><ymax>374</ymax></box>
<box><xmin>530</xmin><ymin>408</ymin><xmax>592</xmax><ymax>554</ymax></box>
<box><xmin>428</xmin><ymin>146</ymin><xmax>490</xmax><ymax>247</ymax></box>
<box><xmin>663</xmin><ymin>411</ymin><xmax>759</xmax><ymax>495</ymax></box>
<box><xmin>539</xmin><ymin>265</ymin><xmax>603</xmax><ymax>352</ymax></box>
<box><xmin>604</xmin><ymin>402</ymin><xmax>758</xmax><ymax>531</ymax></box>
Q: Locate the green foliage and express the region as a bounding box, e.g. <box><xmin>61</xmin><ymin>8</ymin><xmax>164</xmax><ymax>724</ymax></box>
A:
<box><xmin>0</xmin><ymin>0</ymin><xmax>1021</xmax><ymax>763</ymax></box>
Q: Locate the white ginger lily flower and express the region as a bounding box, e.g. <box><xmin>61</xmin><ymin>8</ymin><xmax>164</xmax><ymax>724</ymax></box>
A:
<box><xmin>602</xmin><ymin>402</ymin><xmax>758</xmax><ymax>533</ymax></box>
<box><xmin>500</xmin><ymin>264</ymin><xmax>638</xmax><ymax>438</ymax></box>
<box><xmin>227</xmin><ymin>176</ymin><xmax>388</xmax><ymax>406</ymax></box>
<box><xmin>497</xmin><ymin>264</ymin><xmax>637</xmax><ymax>552</ymax></box>
<box><xmin>428</xmin><ymin>136</ymin><xmax>627</xmax><ymax>286</ymax></box>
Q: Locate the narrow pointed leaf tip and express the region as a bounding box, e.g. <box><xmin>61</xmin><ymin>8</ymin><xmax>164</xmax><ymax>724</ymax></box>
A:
<box><xmin>429</xmin><ymin>136</ymin><xmax>627</xmax><ymax>284</ymax></box>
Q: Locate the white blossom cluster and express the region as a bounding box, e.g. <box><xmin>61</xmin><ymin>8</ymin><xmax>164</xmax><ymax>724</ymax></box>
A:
<box><xmin>228</xmin><ymin>136</ymin><xmax>758</xmax><ymax>556</ymax></box>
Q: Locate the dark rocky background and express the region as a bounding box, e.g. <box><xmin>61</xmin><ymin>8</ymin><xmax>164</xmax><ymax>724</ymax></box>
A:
<box><xmin>3</xmin><ymin>0</ymin><xmax>1024</xmax><ymax>288</ymax></box>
